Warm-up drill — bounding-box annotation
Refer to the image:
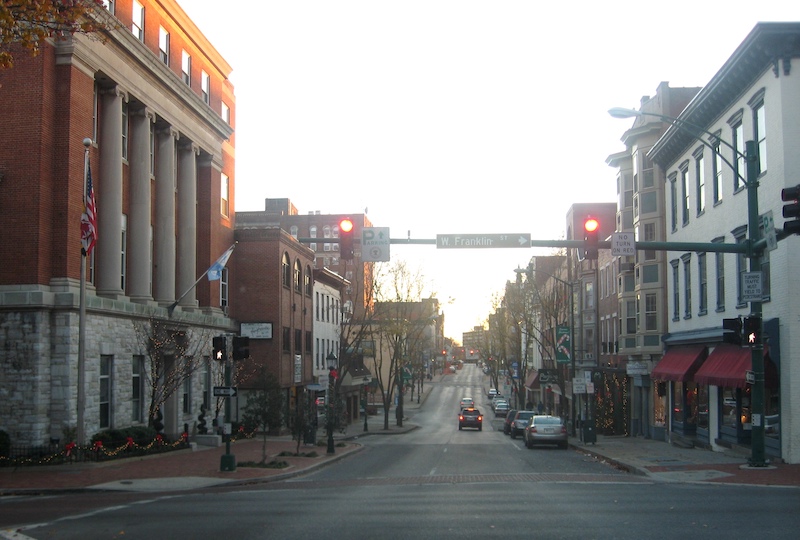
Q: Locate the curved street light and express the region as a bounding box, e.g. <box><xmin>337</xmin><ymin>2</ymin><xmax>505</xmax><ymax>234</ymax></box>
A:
<box><xmin>610</xmin><ymin>107</ymin><xmax>768</xmax><ymax>467</ymax></box>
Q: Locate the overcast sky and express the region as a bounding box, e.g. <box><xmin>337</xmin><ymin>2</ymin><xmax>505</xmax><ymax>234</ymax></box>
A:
<box><xmin>180</xmin><ymin>0</ymin><xmax>799</xmax><ymax>340</ymax></box>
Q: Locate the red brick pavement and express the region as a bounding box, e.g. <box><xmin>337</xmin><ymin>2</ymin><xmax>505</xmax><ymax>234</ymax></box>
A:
<box><xmin>0</xmin><ymin>438</ymin><xmax>361</xmax><ymax>492</ymax></box>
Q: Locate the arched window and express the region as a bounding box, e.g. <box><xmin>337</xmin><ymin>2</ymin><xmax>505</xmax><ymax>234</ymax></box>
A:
<box><xmin>305</xmin><ymin>265</ymin><xmax>312</xmax><ymax>296</ymax></box>
<box><xmin>282</xmin><ymin>253</ymin><xmax>291</xmax><ymax>287</ymax></box>
<box><xmin>294</xmin><ymin>259</ymin><xmax>302</xmax><ymax>292</ymax></box>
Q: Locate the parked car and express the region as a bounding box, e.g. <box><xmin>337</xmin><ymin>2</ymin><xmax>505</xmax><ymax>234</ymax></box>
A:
<box><xmin>459</xmin><ymin>407</ymin><xmax>483</xmax><ymax>431</ymax></box>
<box><xmin>503</xmin><ymin>410</ymin><xmax>519</xmax><ymax>435</ymax></box>
<box><xmin>459</xmin><ymin>397</ymin><xmax>475</xmax><ymax>410</ymax></box>
<box><xmin>494</xmin><ymin>402</ymin><xmax>510</xmax><ymax>417</ymax></box>
<box><xmin>490</xmin><ymin>395</ymin><xmax>506</xmax><ymax>409</ymax></box>
<box><xmin>509</xmin><ymin>410</ymin><xmax>535</xmax><ymax>439</ymax></box>
<box><xmin>524</xmin><ymin>415</ymin><xmax>568</xmax><ymax>449</ymax></box>
<box><xmin>488</xmin><ymin>388</ymin><xmax>500</xmax><ymax>399</ymax></box>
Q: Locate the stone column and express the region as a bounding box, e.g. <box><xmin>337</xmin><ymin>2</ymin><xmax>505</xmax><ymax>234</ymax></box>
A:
<box><xmin>153</xmin><ymin>127</ymin><xmax>178</xmax><ymax>304</ymax></box>
<box><xmin>176</xmin><ymin>142</ymin><xmax>199</xmax><ymax>308</ymax></box>
<box><xmin>96</xmin><ymin>86</ymin><xmax>126</xmax><ymax>299</ymax></box>
<box><xmin>128</xmin><ymin>107</ymin><xmax>155</xmax><ymax>303</ymax></box>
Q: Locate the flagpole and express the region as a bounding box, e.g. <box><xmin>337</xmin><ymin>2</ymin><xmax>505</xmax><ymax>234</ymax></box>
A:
<box><xmin>168</xmin><ymin>243</ymin><xmax>236</xmax><ymax>316</ymax></box>
<box><xmin>77</xmin><ymin>138</ymin><xmax>92</xmax><ymax>446</ymax></box>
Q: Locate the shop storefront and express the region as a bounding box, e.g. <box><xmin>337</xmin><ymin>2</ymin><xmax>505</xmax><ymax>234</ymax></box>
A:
<box><xmin>650</xmin><ymin>345</ymin><xmax>708</xmax><ymax>439</ymax></box>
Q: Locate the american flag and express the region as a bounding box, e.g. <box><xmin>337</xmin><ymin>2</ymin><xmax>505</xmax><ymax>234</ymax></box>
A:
<box><xmin>81</xmin><ymin>162</ymin><xmax>97</xmax><ymax>256</ymax></box>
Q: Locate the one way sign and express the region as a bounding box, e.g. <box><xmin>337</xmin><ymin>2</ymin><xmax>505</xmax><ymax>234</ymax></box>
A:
<box><xmin>213</xmin><ymin>386</ymin><xmax>237</xmax><ymax>398</ymax></box>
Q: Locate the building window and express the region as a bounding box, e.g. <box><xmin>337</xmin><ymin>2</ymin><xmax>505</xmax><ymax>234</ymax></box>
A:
<box><xmin>698</xmin><ymin>252</ymin><xmax>708</xmax><ymax>316</ymax></box>
<box><xmin>643</xmin><ymin>222</ymin><xmax>656</xmax><ymax>260</ymax></box>
<box><xmin>682</xmin><ymin>254</ymin><xmax>692</xmax><ymax>319</ymax></box>
<box><xmin>750</xmin><ymin>91</ymin><xmax>767</xmax><ymax>174</ymax></box>
<box><xmin>282</xmin><ymin>253</ymin><xmax>291</xmax><ymax>287</ymax></box>
<box><xmin>671</xmin><ymin>260</ymin><xmax>680</xmax><ymax>321</ymax></box>
<box><xmin>220</xmin><ymin>267</ymin><xmax>228</xmax><ymax>308</ymax></box>
<box><xmin>282</xmin><ymin>327</ymin><xmax>291</xmax><ymax>352</ymax></box>
<box><xmin>295</xmin><ymin>329</ymin><xmax>302</xmax><ymax>354</ymax></box>
<box><xmin>159</xmin><ymin>26</ymin><xmax>169</xmax><ymax>64</ymax></box>
<box><xmin>680</xmin><ymin>163</ymin><xmax>690</xmax><ymax>226</ymax></box>
<box><xmin>132</xmin><ymin>355</ymin><xmax>144</xmax><ymax>422</ymax></box>
<box><xmin>201</xmin><ymin>359</ymin><xmax>211</xmax><ymax>409</ymax></box>
<box><xmin>121</xmin><ymin>101</ymin><xmax>129</xmax><ymax>160</ymax></box>
<box><xmin>729</xmin><ymin>110</ymin><xmax>745</xmax><ymax>191</ymax></box>
<box><xmin>758</xmin><ymin>220</ymin><xmax>771</xmax><ymax>301</ymax></box>
<box><xmin>103</xmin><ymin>0</ymin><xmax>115</xmax><ymax>15</ymax></box>
<box><xmin>132</xmin><ymin>1</ymin><xmax>144</xmax><ymax>41</ymax></box>
<box><xmin>93</xmin><ymin>82</ymin><xmax>98</xmax><ymax>142</ymax></box>
<box><xmin>290</xmin><ymin>226</ymin><xmax>298</xmax><ymax>239</ymax></box>
<box><xmin>100</xmin><ymin>355</ymin><xmax>113</xmax><ymax>429</ymax></box>
<box><xmin>201</xmin><ymin>70</ymin><xmax>210</xmax><ymax>104</ymax></box>
<box><xmin>222</xmin><ymin>102</ymin><xmax>230</xmax><ymax>124</ymax></box>
<box><xmin>669</xmin><ymin>173</ymin><xmax>678</xmax><ymax>232</ymax></box>
<box><xmin>220</xmin><ymin>173</ymin><xmax>229</xmax><ymax>217</ymax></box>
<box><xmin>315</xmin><ymin>292</ymin><xmax>320</xmax><ymax>320</ymax></box>
<box><xmin>694</xmin><ymin>148</ymin><xmax>705</xmax><ymax>215</ymax></box>
<box><xmin>645</xmin><ymin>293</ymin><xmax>657</xmax><ymax>331</ymax></box>
<box><xmin>625</xmin><ymin>299</ymin><xmax>636</xmax><ymax>334</ymax></box>
<box><xmin>584</xmin><ymin>281</ymin><xmax>594</xmax><ymax>310</ymax></box>
<box><xmin>181</xmin><ymin>50</ymin><xmax>191</xmax><ymax>86</ymax></box>
<box><xmin>305</xmin><ymin>265</ymin><xmax>312</xmax><ymax>296</ymax></box>
<box><xmin>712</xmin><ymin>133</ymin><xmax>723</xmax><ymax>205</ymax></box>
<box><xmin>640</xmin><ymin>191</ymin><xmax>657</xmax><ymax>215</ymax></box>
<box><xmin>182</xmin><ymin>377</ymin><xmax>191</xmax><ymax>414</ymax></box>
<box><xmin>294</xmin><ymin>260</ymin><xmax>302</xmax><ymax>292</ymax></box>
<box><xmin>713</xmin><ymin>237</ymin><xmax>725</xmax><ymax>312</ymax></box>
<box><xmin>305</xmin><ymin>331</ymin><xmax>312</xmax><ymax>354</ymax></box>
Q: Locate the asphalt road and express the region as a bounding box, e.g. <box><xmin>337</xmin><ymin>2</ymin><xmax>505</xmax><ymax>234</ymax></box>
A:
<box><xmin>4</xmin><ymin>365</ymin><xmax>800</xmax><ymax>539</ymax></box>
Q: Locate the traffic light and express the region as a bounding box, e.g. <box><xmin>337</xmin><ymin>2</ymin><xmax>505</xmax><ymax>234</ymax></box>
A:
<box><xmin>582</xmin><ymin>216</ymin><xmax>599</xmax><ymax>260</ymax></box>
<box><xmin>232</xmin><ymin>336</ymin><xmax>250</xmax><ymax>360</ymax></box>
<box><xmin>338</xmin><ymin>217</ymin><xmax>355</xmax><ymax>260</ymax></box>
<box><xmin>744</xmin><ymin>316</ymin><xmax>762</xmax><ymax>345</ymax></box>
<box><xmin>212</xmin><ymin>336</ymin><xmax>226</xmax><ymax>361</ymax></box>
<box><xmin>722</xmin><ymin>318</ymin><xmax>742</xmax><ymax>345</ymax></box>
<box><xmin>781</xmin><ymin>184</ymin><xmax>800</xmax><ymax>235</ymax></box>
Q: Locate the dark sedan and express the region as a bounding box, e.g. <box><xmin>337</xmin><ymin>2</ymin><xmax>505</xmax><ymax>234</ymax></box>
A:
<box><xmin>459</xmin><ymin>408</ymin><xmax>483</xmax><ymax>431</ymax></box>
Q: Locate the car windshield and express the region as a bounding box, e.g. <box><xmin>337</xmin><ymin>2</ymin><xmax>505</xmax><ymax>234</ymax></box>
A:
<box><xmin>515</xmin><ymin>411</ymin><xmax>535</xmax><ymax>421</ymax></box>
<box><xmin>533</xmin><ymin>416</ymin><xmax>562</xmax><ymax>425</ymax></box>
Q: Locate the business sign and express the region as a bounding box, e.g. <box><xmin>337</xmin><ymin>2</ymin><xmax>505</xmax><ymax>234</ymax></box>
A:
<box><xmin>436</xmin><ymin>233</ymin><xmax>531</xmax><ymax>249</ymax></box>
<box><xmin>555</xmin><ymin>326</ymin><xmax>571</xmax><ymax>363</ymax></box>
<box><xmin>241</xmin><ymin>322</ymin><xmax>273</xmax><ymax>340</ymax></box>
<box><xmin>362</xmin><ymin>227</ymin><xmax>390</xmax><ymax>262</ymax></box>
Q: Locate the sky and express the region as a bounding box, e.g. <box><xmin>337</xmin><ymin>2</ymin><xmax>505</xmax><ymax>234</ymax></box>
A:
<box><xmin>180</xmin><ymin>0</ymin><xmax>799</xmax><ymax>340</ymax></box>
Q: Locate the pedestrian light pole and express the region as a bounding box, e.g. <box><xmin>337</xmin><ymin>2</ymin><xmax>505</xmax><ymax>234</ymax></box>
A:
<box><xmin>609</xmin><ymin>107</ymin><xmax>768</xmax><ymax>467</ymax></box>
<box><xmin>326</xmin><ymin>351</ymin><xmax>338</xmax><ymax>454</ymax></box>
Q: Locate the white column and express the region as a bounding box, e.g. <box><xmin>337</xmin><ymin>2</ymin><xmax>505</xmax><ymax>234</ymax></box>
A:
<box><xmin>128</xmin><ymin>107</ymin><xmax>155</xmax><ymax>303</ymax></box>
<box><xmin>177</xmin><ymin>142</ymin><xmax>198</xmax><ymax>308</ymax></box>
<box><xmin>153</xmin><ymin>127</ymin><xmax>178</xmax><ymax>303</ymax></box>
<box><xmin>96</xmin><ymin>86</ymin><xmax>126</xmax><ymax>298</ymax></box>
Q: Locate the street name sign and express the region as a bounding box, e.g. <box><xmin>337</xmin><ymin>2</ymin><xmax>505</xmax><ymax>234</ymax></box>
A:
<box><xmin>436</xmin><ymin>233</ymin><xmax>531</xmax><ymax>249</ymax></box>
<box><xmin>362</xmin><ymin>227</ymin><xmax>390</xmax><ymax>262</ymax></box>
<box><xmin>213</xmin><ymin>386</ymin><xmax>237</xmax><ymax>398</ymax></box>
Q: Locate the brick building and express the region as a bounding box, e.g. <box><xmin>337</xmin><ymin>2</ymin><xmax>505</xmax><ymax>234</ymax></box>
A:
<box><xmin>0</xmin><ymin>1</ymin><xmax>236</xmax><ymax>444</ymax></box>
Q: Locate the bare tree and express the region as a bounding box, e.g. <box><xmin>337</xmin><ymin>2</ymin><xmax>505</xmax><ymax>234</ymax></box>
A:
<box><xmin>132</xmin><ymin>318</ymin><xmax>210</xmax><ymax>434</ymax></box>
<box><xmin>240</xmin><ymin>369</ymin><xmax>283</xmax><ymax>464</ymax></box>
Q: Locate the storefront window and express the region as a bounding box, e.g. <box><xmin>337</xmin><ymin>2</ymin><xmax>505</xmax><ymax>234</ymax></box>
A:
<box><xmin>685</xmin><ymin>383</ymin><xmax>698</xmax><ymax>427</ymax></box>
<box><xmin>654</xmin><ymin>382</ymin><xmax>666</xmax><ymax>426</ymax></box>
<box><xmin>722</xmin><ymin>388</ymin><xmax>737</xmax><ymax>429</ymax></box>
<box><xmin>671</xmin><ymin>382</ymin><xmax>684</xmax><ymax>424</ymax></box>
<box><xmin>765</xmin><ymin>387</ymin><xmax>780</xmax><ymax>440</ymax></box>
<box><xmin>697</xmin><ymin>385</ymin><xmax>709</xmax><ymax>430</ymax></box>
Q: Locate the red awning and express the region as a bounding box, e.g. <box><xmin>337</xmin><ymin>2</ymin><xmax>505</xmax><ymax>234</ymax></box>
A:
<box><xmin>695</xmin><ymin>344</ymin><xmax>778</xmax><ymax>389</ymax></box>
<box><xmin>651</xmin><ymin>345</ymin><xmax>707</xmax><ymax>382</ymax></box>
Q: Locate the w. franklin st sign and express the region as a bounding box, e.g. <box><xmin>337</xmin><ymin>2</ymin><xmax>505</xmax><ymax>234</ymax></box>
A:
<box><xmin>436</xmin><ymin>233</ymin><xmax>531</xmax><ymax>249</ymax></box>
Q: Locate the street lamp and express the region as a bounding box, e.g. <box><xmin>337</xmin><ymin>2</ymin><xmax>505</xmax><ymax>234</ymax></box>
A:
<box><xmin>326</xmin><ymin>351</ymin><xmax>338</xmax><ymax>454</ymax></box>
<box><xmin>609</xmin><ymin>107</ymin><xmax>768</xmax><ymax>467</ymax></box>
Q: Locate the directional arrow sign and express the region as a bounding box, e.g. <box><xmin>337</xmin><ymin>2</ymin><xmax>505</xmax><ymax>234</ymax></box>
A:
<box><xmin>213</xmin><ymin>386</ymin><xmax>237</xmax><ymax>398</ymax></box>
<box><xmin>436</xmin><ymin>233</ymin><xmax>531</xmax><ymax>249</ymax></box>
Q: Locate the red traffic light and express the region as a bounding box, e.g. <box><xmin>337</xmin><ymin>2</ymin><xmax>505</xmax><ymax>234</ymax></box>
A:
<box><xmin>584</xmin><ymin>217</ymin><xmax>599</xmax><ymax>233</ymax></box>
<box><xmin>339</xmin><ymin>218</ymin><xmax>354</xmax><ymax>233</ymax></box>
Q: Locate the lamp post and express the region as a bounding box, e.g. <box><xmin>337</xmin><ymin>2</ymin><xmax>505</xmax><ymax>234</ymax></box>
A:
<box><xmin>609</xmin><ymin>107</ymin><xmax>767</xmax><ymax>467</ymax></box>
<box><xmin>326</xmin><ymin>351</ymin><xmax>338</xmax><ymax>455</ymax></box>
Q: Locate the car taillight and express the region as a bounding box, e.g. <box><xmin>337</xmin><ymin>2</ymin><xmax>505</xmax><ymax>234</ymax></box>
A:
<box><xmin>560</xmin><ymin>426</ymin><xmax>567</xmax><ymax>434</ymax></box>
<box><xmin>459</xmin><ymin>415</ymin><xmax>464</xmax><ymax>421</ymax></box>
<box><xmin>478</xmin><ymin>416</ymin><xmax>483</xmax><ymax>421</ymax></box>
<box><xmin>530</xmin><ymin>427</ymin><xmax>537</xmax><ymax>433</ymax></box>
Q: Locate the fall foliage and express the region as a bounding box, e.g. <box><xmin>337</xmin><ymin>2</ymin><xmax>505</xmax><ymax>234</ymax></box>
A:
<box><xmin>0</xmin><ymin>0</ymin><xmax>106</xmax><ymax>68</ymax></box>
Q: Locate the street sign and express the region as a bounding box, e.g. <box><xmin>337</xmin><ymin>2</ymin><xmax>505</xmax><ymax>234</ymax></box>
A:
<box><xmin>436</xmin><ymin>233</ymin><xmax>531</xmax><ymax>249</ymax></box>
<box><xmin>611</xmin><ymin>232</ymin><xmax>636</xmax><ymax>256</ymax></box>
<box><xmin>362</xmin><ymin>227</ymin><xmax>390</xmax><ymax>262</ymax></box>
<box><xmin>572</xmin><ymin>379</ymin><xmax>587</xmax><ymax>394</ymax></box>
<box><xmin>213</xmin><ymin>386</ymin><xmax>237</xmax><ymax>398</ymax></box>
<box><xmin>746</xmin><ymin>370</ymin><xmax>755</xmax><ymax>384</ymax></box>
<box><xmin>762</xmin><ymin>211</ymin><xmax>778</xmax><ymax>252</ymax></box>
<box><xmin>742</xmin><ymin>272</ymin><xmax>763</xmax><ymax>302</ymax></box>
